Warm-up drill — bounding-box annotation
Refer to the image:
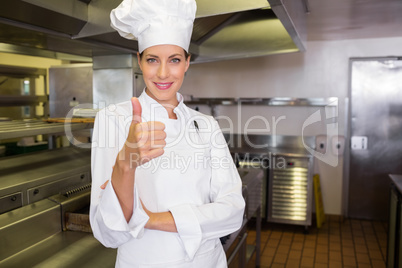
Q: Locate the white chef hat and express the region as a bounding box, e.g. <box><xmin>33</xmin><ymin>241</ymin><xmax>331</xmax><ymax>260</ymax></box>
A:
<box><xmin>110</xmin><ymin>0</ymin><xmax>197</xmax><ymax>53</ymax></box>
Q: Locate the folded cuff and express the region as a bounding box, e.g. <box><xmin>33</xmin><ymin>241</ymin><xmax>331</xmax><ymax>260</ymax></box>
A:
<box><xmin>169</xmin><ymin>204</ymin><xmax>202</xmax><ymax>261</ymax></box>
<box><xmin>99</xmin><ymin>182</ymin><xmax>149</xmax><ymax>238</ymax></box>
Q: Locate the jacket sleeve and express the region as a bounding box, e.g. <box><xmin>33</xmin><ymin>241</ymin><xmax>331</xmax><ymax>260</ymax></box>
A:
<box><xmin>89</xmin><ymin>108</ymin><xmax>149</xmax><ymax>248</ymax></box>
<box><xmin>169</xmin><ymin>118</ymin><xmax>245</xmax><ymax>260</ymax></box>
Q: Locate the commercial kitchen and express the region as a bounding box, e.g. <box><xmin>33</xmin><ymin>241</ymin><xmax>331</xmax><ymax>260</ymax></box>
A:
<box><xmin>0</xmin><ymin>0</ymin><xmax>402</xmax><ymax>267</ymax></box>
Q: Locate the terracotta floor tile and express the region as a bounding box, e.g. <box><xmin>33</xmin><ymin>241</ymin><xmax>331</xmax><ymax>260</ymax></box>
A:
<box><xmin>287</xmin><ymin>250</ymin><xmax>302</xmax><ymax>260</ymax></box>
<box><xmin>329</xmin><ymin>243</ymin><xmax>342</xmax><ymax>251</ymax></box>
<box><xmin>267</xmin><ymin>238</ymin><xmax>280</xmax><ymax>248</ymax></box>
<box><xmin>273</xmin><ymin>253</ymin><xmax>288</xmax><ymax>264</ymax></box>
<box><xmin>354</xmin><ymin>237</ymin><xmax>366</xmax><ymax>245</ymax></box>
<box><xmin>314</xmin><ymin>262</ymin><xmax>329</xmax><ymax>268</ymax></box>
<box><xmin>270</xmin><ymin>231</ymin><xmax>283</xmax><ymax>239</ymax></box>
<box><xmin>342</xmin><ymin>239</ymin><xmax>354</xmax><ymax>247</ymax></box>
<box><xmin>256</xmin><ymin>218</ymin><xmax>386</xmax><ymax>268</ymax></box>
<box><xmin>328</xmin><ymin>261</ymin><xmax>343</xmax><ymax>268</ymax></box>
<box><xmin>354</xmin><ymin>244</ymin><xmax>368</xmax><ymax>253</ymax></box>
<box><xmin>368</xmin><ymin>249</ymin><xmax>383</xmax><ymax>260</ymax></box>
<box><xmin>285</xmin><ymin>259</ymin><xmax>300</xmax><ymax>268</ymax></box>
<box><xmin>371</xmin><ymin>259</ymin><xmax>386</xmax><ymax>268</ymax></box>
<box><xmin>260</xmin><ymin>254</ymin><xmax>273</xmax><ymax>266</ymax></box>
<box><xmin>317</xmin><ymin>237</ymin><xmax>329</xmax><ymax>245</ymax></box>
<box><xmin>262</xmin><ymin>247</ymin><xmax>276</xmax><ymax>257</ymax></box>
<box><xmin>300</xmin><ymin>256</ymin><xmax>314</xmax><ymax>267</ymax></box>
<box><xmin>303</xmin><ymin>240</ymin><xmax>316</xmax><ymax>248</ymax></box>
<box><xmin>357</xmin><ymin>263</ymin><xmax>371</xmax><ymax>268</ymax></box>
<box><xmin>270</xmin><ymin>263</ymin><xmax>286</xmax><ymax>268</ymax></box>
<box><xmin>342</xmin><ymin>256</ymin><xmax>357</xmax><ymax>266</ymax></box>
<box><xmin>316</xmin><ymin>245</ymin><xmax>329</xmax><ymax>253</ymax></box>
<box><xmin>302</xmin><ymin>247</ymin><xmax>315</xmax><ymax>258</ymax></box>
<box><xmin>277</xmin><ymin>245</ymin><xmax>290</xmax><ymax>253</ymax></box>
<box><xmin>356</xmin><ymin>253</ymin><xmax>371</xmax><ymax>264</ymax></box>
<box><xmin>290</xmin><ymin>242</ymin><xmax>303</xmax><ymax>251</ymax></box>
<box><xmin>342</xmin><ymin>246</ymin><xmax>355</xmax><ymax>257</ymax></box>
<box><xmin>315</xmin><ymin>253</ymin><xmax>328</xmax><ymax>264</ymax></box>
<box><xmin>293</xmin><ymin>234</ymin><xmax>305</xmax><ymax>242</ymax></box>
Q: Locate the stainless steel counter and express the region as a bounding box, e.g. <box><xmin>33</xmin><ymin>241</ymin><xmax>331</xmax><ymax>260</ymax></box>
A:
<box><xmin>390</xmin><ymin>174</ymin><xmax>402</xmax><ymax>193</ymax></box>
<box><xmin>1</xmin><ymin>231</ymin><xmax>117</xmax><ymax>267</ymax></box>
<box><xmin>1</xmin><ymin>158</ymin><xmax>262</xmax><ymax>267</ymax></box>
<box><xmin>0</xmin><ymin>147</ymin><xmax>91</xmax><ymax>212</ymax></box>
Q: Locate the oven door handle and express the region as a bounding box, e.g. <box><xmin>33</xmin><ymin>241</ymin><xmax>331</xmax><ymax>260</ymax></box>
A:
<box><xmin>227</xmin><ymin>232</ymin><xmax>248</xmax><ymax>265</ymax></box>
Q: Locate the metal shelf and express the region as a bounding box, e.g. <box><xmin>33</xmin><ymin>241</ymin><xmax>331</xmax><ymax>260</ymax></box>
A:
<box><xmin>0</xmin><ymin>120</ymin><xmax>93</xmax><ymax>140</ymax></box>
<box><xmin>185</xmin><ymin>97</ymin><xmax>338</xmax><ymax>107</ymax></box>
<box><xmin>0</xmin><ymin>95</ymin><xmax>48</xmax><ymax>107</ymax></box>
<box><xmin>0</xmin><ymin>64</ymin><xmax>47</xmax><ymax>77</ymax></box>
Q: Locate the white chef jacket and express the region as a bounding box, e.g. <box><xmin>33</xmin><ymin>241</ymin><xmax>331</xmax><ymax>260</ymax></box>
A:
<box><xmin>90</xmin><ymin>90</ymin><xmax>245</xmax><ymax>268</ymax></box>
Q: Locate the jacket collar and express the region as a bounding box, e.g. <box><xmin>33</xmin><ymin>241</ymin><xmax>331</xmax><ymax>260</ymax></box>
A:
<box><xmin>138</xmin><ymin>89</ymin><xmax>191</xmax><ymax>121</ymax></box>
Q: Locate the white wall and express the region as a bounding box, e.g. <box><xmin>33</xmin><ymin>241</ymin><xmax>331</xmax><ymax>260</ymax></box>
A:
<box><xmin>181</xmin><ymin>36</ymin><xmax>402</xmax><ymax>215</ymax></box>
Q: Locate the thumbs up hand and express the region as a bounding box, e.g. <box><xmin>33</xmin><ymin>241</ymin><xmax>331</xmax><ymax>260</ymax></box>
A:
<box><xmin>119</xmin><ymin>97</ymin><xmax>166</xmax><ymax>169</ymax></box>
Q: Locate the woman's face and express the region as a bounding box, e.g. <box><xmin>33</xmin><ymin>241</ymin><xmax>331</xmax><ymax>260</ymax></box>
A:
<box><xmin>138</xmin><ymin>44</ymin><xmax>190</xmax><ymax>106</ymax></box>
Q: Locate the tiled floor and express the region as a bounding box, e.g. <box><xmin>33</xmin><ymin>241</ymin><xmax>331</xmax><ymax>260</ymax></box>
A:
<box><xmin>247</xmin><ymin>215</ymin><xmax>388</xmax><ymax>268</ymax></box>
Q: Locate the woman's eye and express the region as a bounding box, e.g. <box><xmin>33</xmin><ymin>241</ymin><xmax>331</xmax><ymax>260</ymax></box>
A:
<box><xmin>146</xmin><ymin>58</ymin><xmax>157</xmax><ymax>63</ymax></box>
<box><xmin>171</xmin><ymin>58</ymin><xmax>181</xmax><ymax>63</ymax></box>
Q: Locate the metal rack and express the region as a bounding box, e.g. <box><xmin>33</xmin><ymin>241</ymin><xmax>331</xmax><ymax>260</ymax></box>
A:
<box><xmin>0</xmin><ymin>120</ymin><xmax>93</xmax><ymax>140</ymax></box>
<box><xmin>185</xmin><ymin>97</ymin><xmax>338</xmax><ymax>118</ymax></box>
<box><xmin>268</xmin><ymin>154</ymin><xmax>314</xmax><ymax>231</ymax></box>
<box><xmin>0</xmin><ymin>64</ymin><xmax>49</xmax><ymax>119</ymax></box>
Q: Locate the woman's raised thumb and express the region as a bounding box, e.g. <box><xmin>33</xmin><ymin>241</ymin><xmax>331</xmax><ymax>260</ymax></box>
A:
<box><xmin>131</xmin><ymin>97</ymin><xmax>142</xmax><ymax>123</ymax></box>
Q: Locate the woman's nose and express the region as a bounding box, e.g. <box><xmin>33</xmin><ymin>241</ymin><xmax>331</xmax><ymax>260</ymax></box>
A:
<box><xmin>157</xmin><ymin>62</ymin><xmax>169</xmax><ymax>79</ymax></box>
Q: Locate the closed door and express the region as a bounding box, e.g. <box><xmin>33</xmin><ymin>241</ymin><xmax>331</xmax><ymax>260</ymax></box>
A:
<box><xmin>348</xmin><ymin>58</ymin><xmax>402</xmax><ymax>220</ymax></box>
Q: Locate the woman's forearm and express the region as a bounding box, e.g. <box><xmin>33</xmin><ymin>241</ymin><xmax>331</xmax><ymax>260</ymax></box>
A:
<box><xmin>146</xmin><ymin>211</ymin><xmax>178</xmax><ymax>233</ymax></box>
<box><xmin>111</xmin><ymin>155</ymin><xmax>136</xmax><ymax>222</ymax></box>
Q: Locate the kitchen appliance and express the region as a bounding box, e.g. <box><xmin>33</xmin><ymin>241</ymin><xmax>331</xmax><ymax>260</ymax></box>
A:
<box><xmin>228</xmin><ymin>134</ymin><xmax>315</xmax><ymax>230</ymax></box>
<box><xmin>0</xmin><ymin>147</ymin><xmax>117</xmax><ymax>267</ymax></box>
<box><xmin>0</xmin><ymin>147</ymin><xmax>91</xmax><ymax>214</ymax></box>
<box><xmin>268</xmin><ymin>153</ymin><xmax>313</xmax><ymax>229</ymax></box>
<box><xmin>0</xmin><ymin>147</ymin><xmax>262</xmax><ymax>267</ymax></box>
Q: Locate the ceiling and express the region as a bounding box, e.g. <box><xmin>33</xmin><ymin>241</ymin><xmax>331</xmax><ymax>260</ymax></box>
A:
<box><xmin>307</xmin><ymin>0</ymin><xmax>402</xmax><ymax>41</ymax></box>
<box><xmin>0</xmin><ymin>0</ymin><xmax>306</xmax><ymax>62</ymax></box>
<box><xmin>0</xmin><ymin>0</ymin><xmax>401</xmax><ymax>63</ymax></box>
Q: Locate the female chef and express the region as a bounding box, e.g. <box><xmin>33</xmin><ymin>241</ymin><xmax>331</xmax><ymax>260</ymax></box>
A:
<box><xmin>89</xmin><ymin>0</ymin><xmax>245</xmax><ymax>267</ymax></box>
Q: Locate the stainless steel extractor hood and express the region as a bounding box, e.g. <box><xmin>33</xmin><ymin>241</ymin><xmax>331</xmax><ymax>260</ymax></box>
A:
<box><xmin>0</xmin><ymin>0</ymin><xmax>307</xmax><ymax>63</ymax></box>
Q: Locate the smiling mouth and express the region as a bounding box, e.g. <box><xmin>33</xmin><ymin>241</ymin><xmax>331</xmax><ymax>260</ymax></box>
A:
<box><xmin>154</xmin><ymin>82</ymin><xmax>173</xmax><ymax>90</ymax></box>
